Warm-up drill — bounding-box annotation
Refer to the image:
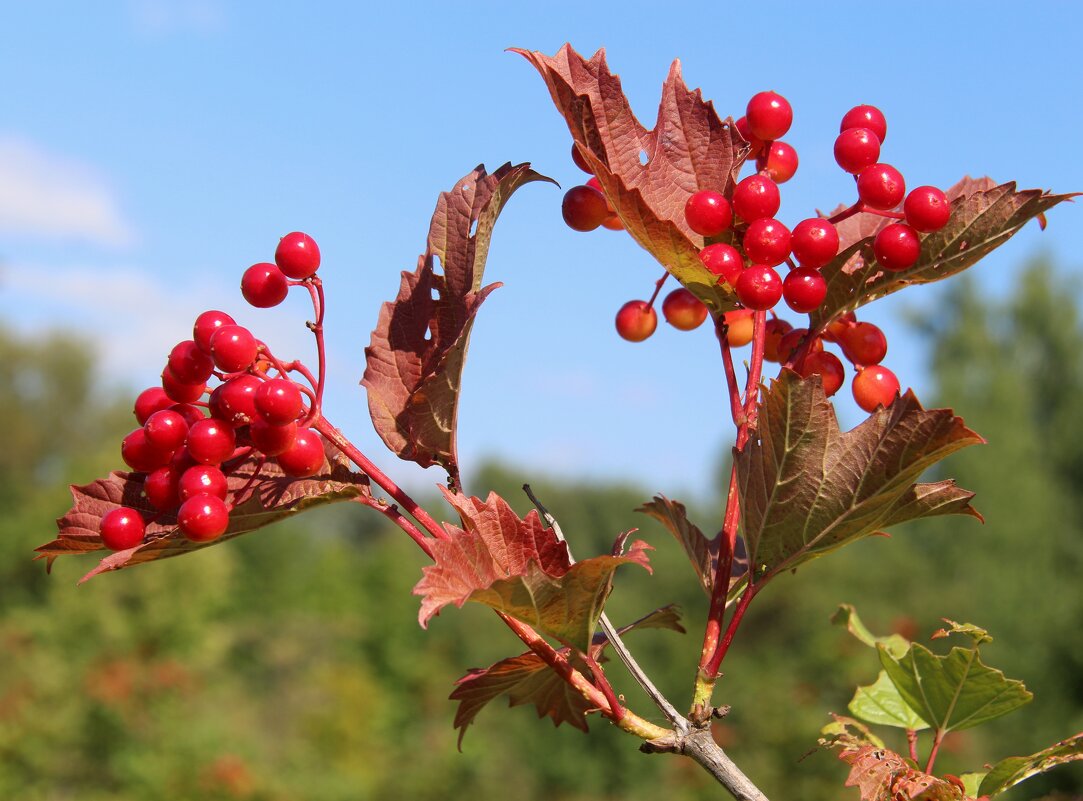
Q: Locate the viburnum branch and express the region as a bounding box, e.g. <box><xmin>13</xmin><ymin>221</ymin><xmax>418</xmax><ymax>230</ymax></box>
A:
<box><xmin>304</xmin><ymin>278</ymin><xmax>328</xmax><ymax>413</ymax></box>
<box><xmin>718</xmin><ymin>322</ymin><xmax>744</xmax><ymax>426</ymax></box>
<box><xmin>925</xmin><ymin>728</ymin><xmax>946</xmax><ymax>774</ymax></box>
<box><xmin>522</xmin><ymin>484</ymin><xmax>689</xmax><ymax>733</ymax></box>
<box><xmin>907</xmin><ymin>728</ymin><xmax>920</xmax><ymax>763</ymax></box>
<box><xmin>355</xmin><ymin>496</ymin><xmax>434</xmax><ymax>558</ymax></box>
<box><xmin>646</xmin><ymin>270</ymin><xmax>671</xmax><ymax>309</ymax></box>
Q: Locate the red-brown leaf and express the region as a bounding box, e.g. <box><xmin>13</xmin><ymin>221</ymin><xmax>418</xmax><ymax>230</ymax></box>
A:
<box><xmin>839</xmin><ymin>746</ymin><xmax>969</xmax><ymax>801</ymax></box>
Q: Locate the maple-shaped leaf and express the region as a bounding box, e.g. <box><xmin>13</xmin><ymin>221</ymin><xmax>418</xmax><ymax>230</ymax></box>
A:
<box><xmin>977</xmin><ymin>732</ymin><xmax>1083</xmax><ymax>797</ymax></box>
<box><xmin>837</xmin><ymin>745</ymin><xmax>968</xmax><ymax>801</ymax></box>
<box><xmin>849</xmin><ymin>671</ymin><xmax>930</xmax><ymax>731</ymax></box>
<box><xmin>820</xmin><ymin>714</ymin><xmax>886</xmax><ymax>751</ymax></box>
<box><xmin>449</xmin><ymin>604</ymin><xmax>684</xmax><ymax>745</ymax></box>
<box><xmin>738</xmin><ymin>371</ymin><xmax>983</xmax><ymax>578</ymax></box>
<box><xmin>362</xmin><ymin>163</ymin><xmax>553</xmax><ymax>487</ymax></box>
<box><xmin>832</xmin><ymin>604</ymin><xmax>910</xmax><ymax>659</ymax></box>
<box><xmin>414</xmin><ymin>488</ymin><xmax>652</xmax><ymax>652</ymax></box>
<box><xmin>637</xmin><ymin>496</ymin><xmax>718</xmax><ymax>596</ymax></box>
<box><xmin>514</xmin><ymin>44</ymin><xmax>747</xmax><ymax>312</ymax></box>
<box><xmin>811</xmin><ymin>179</ymin><xmax>1077</xmax><ymax>329</ymax></box>
<box><xmin>38</xmin><ymin>442</ymin><xmax>371</xmax><ymax>582</ymax></box>
<box><xmin>879</xmin><ymin>641</ymin><xmax>1032</xmax><ymax>733</ymax></box>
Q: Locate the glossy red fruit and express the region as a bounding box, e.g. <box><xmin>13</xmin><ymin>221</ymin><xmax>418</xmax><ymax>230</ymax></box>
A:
<box><xmin>171</xmin><ymin>403</ymin><xmax>206</xmax><ymax>428</ymax></box>
<box><xmin>735</xmin><ymin>116</ymin><xmax>765</xmax><ymax>157</ymax></box>
<box><xmin>762</xmin><ymin>141</ymin><xmax>798</xmax><ymax>183</ymax></box>
<box><xmin>735</xmin><ymin>265</ymin><xmax>783</xmax><ymax>311</ymax></box>
<box><xmin>561</xmin><ymin>185</ymin><xmax>609</xmax><ymax>232</ymax></box>
<box><xmin>275</xmin><ymin>232</ymin><xmax>321</xmax><ymax>280</ymax></box>
<box><xmin>193</xmin><ymin>310</ymin><xmax>237</xmax><ymax>354</ymax></box>
<box><xmin>210</xmin><ymin>325</ymin><xmax>258</xmax><ymax>373</ymax></box>
<box><xmin>763</xmin><ymin>318</ymin><xmax>794</xmax><ymax>362</ymax></box>
<box><xmin>853</xmin><ymin>365</ymin><xmax>901</xmax><ymax>412</ymax></box>
<box><xmin>134</xmin><ymin>386</ymin><xmax>173</xmax><ymax>425</ymax></box>
<box><xmin>840</xmin><ymin>104</ymin><xmax>887</xmax><ymax>143</ymax></box>
<box><xmin>746</xmin><ymin>91</ymin><xmax>792</xmax><ymax>141</ymax></box>
<box><xmin>732</xmin><ymin>175</ymin><xmax>781</xmax><ymax>221</ymax></box>
<box><xmin>178</xmin><ymin>464</ymin><xmax>228</xmax><ymax>502</ymax></box>
<box><xmin>743</xmin><ymin>218</ymin><xmax>791</xmax><ymax>266</ymax></box>
<box><xmin>241</xmin><ymin>262</ymin><xmax>290</xmax><ymax>308</ymax></box>
<box><xmin>684</xmin><ymin>190</ymin><xmax>733</xmax><ymax>236</ymax></box>
<box><xmin>615</xmin><ymin>300</ymin><xmax>658</xmax><ymax>342</ymax></box>
<box><xmin>873</xmin><ymin>223</ymin><xmax>921</xmax><ymax>271</ymax></box>
<box><xmin>790</xmin><ymin>218</ymin><xmax>839</xmax><ymax>269</ymax></box>
<box><xmin>143</xmin><ymin>409</ymin><xmax>189</xmax><ymax>452</ymax></box>
<box><xmin>571</xmin><ymin>143</ymin><xmax>592</xmax><ymax>174</ymax></box>
<box><xmin>276</xmin><ymin>428</ymin><xmax>326</xmax><ymax>477</ymax></box>
<box><xmin>724</xmin><ymin>310</ymin><xmax>755</xmax><ymax>347</ymax></box>
<box><xmin>186</xmin><ymin>418</ymin><xmax>237</xmax><ymax>465</ymax></box>
<box><xmin>167</xmin><ymin>340</ymin><xmax>215</xmax><ymax>385</ymax></box>
<box><xmin>178</xmin><ymin>495</ymin><xmax>230</xmax><ymax>542</ymax></box>
<box><xmin>904</xmin><ymin>186</ymin><xmax>951</xmax><ymax>232</ymax></box>
<box><xmin>250</xmin><ymin>419</ymin><xmax>298</xmax><ymax>457</ymax></box>
<box><xmin>601</xmin><ymin>214</ymin><xmax>623</xmax><ymax>230</ymax></box>
<box><xmin>857</xmin><ymin>163</ymin><xmax>906</xmax><ymax>210</ymax></box>
<box><xmin>823</xmin><ymin>311</ymin><xmax>857</xmax><ymax>343</ymax></box>
<box><xmin>833</xmin><ymin>128</ymin><xmax>881</xmax><ymax>174</ymax></box>
<box><xmin>100</xmin><ymin>507</ymin><xmax>146</xmax><ymax>551</ymax></box>
<box><xmin>209</xmin><ymin>374</ymin><xmax>262</xmax><ymax>426</ymax></box>
<box><xmin>143</xmin><ymin>466</ymin><xmax>180</xmax><ymax>511</ymax></box>
<box><xmin>839</xmin><ymin>321</ymin><xmax>888</xmax><ymax>365</ymax></box>
<box><xmin>699</xmin><ymin>243</ymin><xmax>744</xmax><ymax>287</ymax></box>
<box><xmin>121</xmin><ymin>428</ymin><xmax>172</xmax><ymax>472</ymax></box>
<box><xmin>661</xmin><ymin>288</ymin><xmax>708</xmax><ymax>331</ymax></box>
<box><xmin>798</xmin><ymin>350</ymin><xmax>845</xmax><ymax>396</ymax></box>
<box><xmin>254</xmin><ymin>378</ymin><xmax>305</xmax><ymax>425</ymax></box>
<box><xmin>160</xmin><ymin>367</ymin><xmax>205</xmax><ymax>404</ymax></box>
<box><xmin>783</xmin><ymin>267</ymin><xmax>827</xmax><ymax>313</ymax></box>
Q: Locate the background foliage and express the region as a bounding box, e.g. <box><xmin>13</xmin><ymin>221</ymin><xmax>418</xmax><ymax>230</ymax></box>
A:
<box><xmin>2</xmin><ymin>258</ymin><xmax>1080</xmax><ymax>799</ymax></box>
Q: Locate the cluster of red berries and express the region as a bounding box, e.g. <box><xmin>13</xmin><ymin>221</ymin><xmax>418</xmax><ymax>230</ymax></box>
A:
<box><xmin>562</xmin><ymin>90</ymin><xmax>954</xmax><ymax>414</ymax></box>
<box><xmin>98</xmin><ymin>233</ymin><xmax>328</xmax><ymax>552</ymax></box>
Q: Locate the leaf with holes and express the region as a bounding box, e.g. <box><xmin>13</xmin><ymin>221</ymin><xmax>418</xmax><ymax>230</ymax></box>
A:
<box><xmin>737</xmin><ymin>371</ymin><xmax>983</xmax><ymax>578</ymax></box>
<box><xmin>835</xmin><ymin>745</ymin><xmax>967</xmax><ymax>801</ymax></box>
<box><xmin>811</xmin><ymin>179</ymin><xmax>1077</xmax><ymax>329</ymax></box>
<box><xmin>362</xmin><ymin>163</ymin><xmax>554</xmax><ymax>488</ymax></box>
<box><xmin>515</xmin><ymin>44</ymin><xmax>748</xmax><ymax>313</ymax></box>
<box><xmin>414</xmin><ymin>488</ymin><xmax>651</xmax><ymax>652</ymax></box>
<box><xmin>38</xmin><ymin>442</ymin><xmax>372</xmax><ymax>582</ymax></box>
<box><xmin>977</xmin><ymin>733</ymin><xmax>1083</xmax><ymax>797</ymax></box>
<box><xmin>449</xmin><ymin>604</ymin><xmax>685</xmax><ymax>744</ymax></box>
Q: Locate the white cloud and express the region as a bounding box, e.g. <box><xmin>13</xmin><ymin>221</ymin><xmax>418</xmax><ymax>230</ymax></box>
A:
<box><xmin>128</xmin><ymin>0</ymin><xmax>226</xmax><ymax>36</ymax></box>
<box><xmin>0</xmin><ymin>136</ymin><xmax>136</xmax><ymax>247</ymax></box>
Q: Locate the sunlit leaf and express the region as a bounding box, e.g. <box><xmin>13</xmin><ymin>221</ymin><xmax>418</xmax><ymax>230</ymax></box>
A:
<box><xmin>638</xmin><ymin>495</ymin><xmax>717</xmax><ymax>596</ymax></box>
<box><xmin>832</xmin><ymin>604</ymin><xmax>910</xmax><ymax>659</ymax></box>
<box><xmin>849</xmin><ymin>671</ymin><xmax>929</xmax><ymax>730</ymax></box>
<box><xmin>977</xmin><ymin>732</ymin><xmax>1083</xmax><ymax>796</ymax></box>
<box><xmin>835</xmin><ymin>744</ymin><xmax>966</xmax><ymax>800</ymax></box>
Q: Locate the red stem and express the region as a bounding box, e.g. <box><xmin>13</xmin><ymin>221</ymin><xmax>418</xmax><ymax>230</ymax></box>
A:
<box><xmin>584</xmin><ymin>654</ymin><xmax>625</xmax><ymax>722</ymax></box>
<box><xmin>357</xmin><ymin>496</ymin><xmax>434</xmax><ymax>558</ymax></box>
<box><xmin>705</xmin><ymin>582</ymin><xmax>758</xmax><ymax>677</ymax></box>
<box><xmin>646</xmin><ymin>270</ymin><xmax>670</xmax><ymax>309</ymax></box>
<box><xmin>907</xmin><ymin>729</ymin><xmax>919</xmax><ymax>764</ymax></box>
<box><xmin>925</xmin><ymin>729</ymin><xmax>945</xmax><ymax>774</ymax></box>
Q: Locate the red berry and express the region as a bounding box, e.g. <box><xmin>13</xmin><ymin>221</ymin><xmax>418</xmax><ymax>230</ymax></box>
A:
<box><xmin>776</xmin><ymin>328</ymin><xmax>822</xmax><ymax>364</ymax></box>
<box><xmin>857</xmin><ymin>163</ymin><xmax>906</xmax><ymax>210</ymax></box>
<box><xmin>840</xmin><ymin>105</ymin><xmax>887</xmax><ymax>143</ymax></box>
<box><xmin>735</xmin><ymin>265</ymin><xmax>783</xmax><ymax>311</ymax></box>
<box><xmin>762</xmin><ymin>141</ymin><xmax>798</xmax><ymax>183</ymax></box>
<box><xmin>724</xmin><ymin>310</ymin><xmax>755</xmax><ymax>347</ymax></box>
<box><xmin>601</xmin><ymin>214</ymin><xmax>623</xmax><ymax>231</ymax></box>
<box><xmin>615</xmin><ymin>300</ymin><xmax>658</xmax><ymax>342</ymax></box>
<box><xmin>121</xmin><ymin>428</ymin><xmax>172</xmax><ymax>472</ymax></box>
<box><xmin>823</xmin><ymin>311</ymin><xmax>857</xmax><ymax>343</ymax></box>
<box><xmin>167</xmin><ymin>340</ymin><xmax>215</xmax><ymax>385</ymax></box>
<box><xmin>839</xmin><ymin>321</ymin><xmax>888</xmax><ymax>366</ymax></box>
<box><xmin>732</xmin><ymin>175</ymin><xmax>781</xmax><ymax>221</ymax></box>
<box><xmin>134</xmin><ymin>386</ymin><xmax>172</xmax><ymax>425</ymax></box>
<box><xmin>276</xmin><ymin>428</ymin><xmax>326</xmax><ymax>477</ymax></box>
<box><xmin>161</xmin><ymin>367</ymin><xmax>206</xmax><ymax>404</ymax></box>
<box><xmin>661</xmin><ymin>288</ymin><xmax>708</xmax><ymax>331</ymax></box>
<box><xmin>790</xmin><ymin>218</ymin><xmax>840</xmax><ymax>268</ymax></box>
<box><xmin>178</xmin><ymin>464</ymin><xmax>228</xmax><ymax>502</ymax></box>
<box><xmin>852</xmin><ymin>365</ymin><xmax>901</xmax><ymax>412</ymax></box>
<box><xmin>193</xmin><ymin>310</ymin><xmax>237</xmax><ymax>354</ymax></box>
<box><xmin>783</xmin><ymin>267</ymin><xmax>828</xmax><ymax>313</ymax></box>
<box><xmin>177</xmin><ymin>495</ymin><xmax>230</xmax><ymax>542</ymax></box>
<box><xmin>743</xmin><ymin>218</ymin><xmax>791</xmax><ymax>267</ymax></box>
<box><xmin>684</xmin><ymin>190</ymin><xmax>733</xmax><ymax>236</ymax></box>
<box><xmin>699</xmin><ymin>243</ymin><xmax>744</xmax><ymax>287</ymax></box>
<box><xmin>763</xmin><ymin>318</ymin><xmax>794</xmax><ymax>362</ymax></box>
<box><xmin>143</xmin><ymin>409</ymin><xmax>189</xmax><ymax>452</ymax></box>
<box><xmin>873</xmin><ymin>223</ymin><xmax>921</xmax><ymax>271</ymax></box>
<box><xmin>143</xmin><ymin>466</ymin><xmax>180</xmax><ymax>511</ymax></box>
<box><xmin>735</xmin><ymin>116</ymin><xmax>765</xmax><ymax>157</ymax></box>
<box><xmin>210</xmin><ymin>325</ymin><xmax>258</xmax><ymax>373</ymax></box>
<box><xmin>275</xmin><ymin>232</ymin><xmax>321</xmax><ymax>280</ymax></box>
<box><xmin>798</xmin><ymin>350</ymin><xmax>845</xmax><ymax>397</ymax></box>
<box><xmin>209</xmin><ymin>374</ymin><xmax>262</xmax><ymax>426</ymax></box>
<box><xmin>833</xmin><ymin>128</ymin><xmax>881</xmax><ymax>174</ymax></box>
<box><xmin>571</xmin><ymin>143</ymin><xmax>592</xmax><ymax>174</ymax></box>
<box><xmin>241</xmin><ymin>262</ymin><xmax>290</xmax><ymax>308</ymax></box>
<box><xmin>171</xmin><ymin>403</ymin><xmax>206</xmax><ymax>427</ymax></box>
<box><xmin>904</xmin><ymin>186</ymin><xmax>951</xmax><ymax>232</ymax></box>
<box><xmin>253</xmin><ymin>378</ymin><xmax>305</xmax><ymax>426</ymax></box>
<box><xmin>561</xmin><ymin>185</ymin><xmax>609</xmax><ymax>232</ymax></box>
<box><xmin>746</xmin><ymin>91</ymin><xmax>792</xmax><ymax>141</ymax></box>
<box><xmin>99</xmin><ymin>507</ymin><xmax>146</xmax><ymax>551</ymax></box>
<box><xmin>186</xmin><ymin>418</ymin><xmax>237</xmax><ymax>465</ymax></box>
<box><xmin>250</xmin><ymin>419</ymin><xmax>298</xmax><ymax>457</ymax></box>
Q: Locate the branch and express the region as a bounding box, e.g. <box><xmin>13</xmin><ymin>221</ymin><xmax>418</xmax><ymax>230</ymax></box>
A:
<box><xmin>523</xmin><ymin>483</ymin><xmax>689</xmax><ymax>735</ymax></box>
<box><xmin>643</xmin><ymin>728</ymin><xmax>770</xmax><ymax>801</ymax></box>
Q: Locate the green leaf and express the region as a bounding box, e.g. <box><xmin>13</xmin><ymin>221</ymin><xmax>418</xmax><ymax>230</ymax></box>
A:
<box><xmin>812</xmin><ymin>178</ymin><xmax>1078</xmax><ymax>330</ymax></box>
<box><xmin>931</xmin><ymin>619</ymin><xmax>992</xmax><ymax>646</ymax></box>
<box><xmin>637</xmin><ymin>495</ymin><xmax>717</xmax><ymax>596</ymax></box>
<box><xmin>959</xmin><ymin>773</ymin><xmax>985</xmax><ymax>798</ymax></box>
<box><xmin>879</xmin><ymin>642</ymin><xmax>1032</xmax><ymax>732</ymax></box>
<box><xmin>849</xmin><ymin>671</ymin><xmax>929</xmax><ymax>730</ymax></box>
<box><xmin>977</xmin><ymin>732</ymin><xmax>1083</xmax><ymax>797</ymax></box>
<box><xmin>737</xmin><ymin>371</ymin><xmax>983</xmax><ymax>578</ymax></box>
<box><xmin>832</xmin><ymin>604</ymin><xmax>910</xmax><ymax>659</ymax></box>
<box><xmin>819</xmin><ymin>714</ymin><xmax>886</xmax><ymax>751</ymax></box>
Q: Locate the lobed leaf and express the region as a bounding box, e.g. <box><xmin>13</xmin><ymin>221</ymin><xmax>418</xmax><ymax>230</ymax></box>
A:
<box><xmin>835</xmin><ymin>745</ymin><xmax>968</xmax><ymax>801</ymax></box>
<box><xmin>812</xmin><ymin>179</ymin><xmax>1078</xmax><ymax>329</ymax></box>
<box><xmin>977</xmin><ymin>732</ymin><xmax>1083</xmax><ymax>797</ymax></box>
<box><xmin>38</xmin><ymin>442</ymin><xmax>372</xmax><ymax>582</ymax></box>
<box><xmin>362</xmin><ymin>163</ymin><xmax>554</xmax><ymax>485</ymax></box>
<box><xmin>849</xmin><ymin>671</ymin><xmax>929</xmax><ymax>731</ymax></box>
<box><xmin>514</xmin><ymin>44</ymin><xmax>747</xmax><ymax>312</ymax></box>
<box><xmin>738</xmin><ymin>371</ymin><xmax>983</xmax><ymax>578</ymax></box>
<box><xmin>879</xmin><ymin>643</ymin><xmax>1032</xmax><ymax>732</ymax></box>
<box><xmin>637</xmin><ymin>495</ymin><xmax>717</xmax><ymax>596</ymax></box>
<box><xmin>413</xmin><ymin>488</ymin><xmax>652</xmax><ymax>652</ymax></box>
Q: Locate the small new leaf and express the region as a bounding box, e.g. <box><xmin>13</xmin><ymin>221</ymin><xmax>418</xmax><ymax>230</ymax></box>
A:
<box><xmin>832</xmin><ymin>604</ymin><xmax>910</xmax><ymax>659</ymax></box>
<box><xmin>738</xmin><ymin>371</ymin><xmax>983</xmax><ymax>578</ymax></box>
<box><xmin>363</xmin><ymin>163</ymin><xmax>554</xmax><ymax>487</ymax></box>
<box><xmin>414</xmin><ymin>489</ymin><xmax>651</xmax><ymax>652</ymax></box>
<box><xmin>977</xmin><ymin>732</ymin><xmax>1083</xmax><ymax>797</ymax></box>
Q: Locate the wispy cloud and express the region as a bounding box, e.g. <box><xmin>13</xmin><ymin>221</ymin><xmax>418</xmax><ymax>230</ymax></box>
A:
<box><xmin>0</xmin><ymin>136</ymin><xmax>136</xmax><ymax>247</ymax></box>
<box><xmin>128</xmin><ymin>0</ymin><xmax>227</xmax><ymax>37</ymax></box>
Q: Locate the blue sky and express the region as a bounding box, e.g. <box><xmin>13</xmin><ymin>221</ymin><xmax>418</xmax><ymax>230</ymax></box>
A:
<box><xmin>2</xmin><ymin>1</ymin><xmax>1081</xmax><ymax>501</ymax></box>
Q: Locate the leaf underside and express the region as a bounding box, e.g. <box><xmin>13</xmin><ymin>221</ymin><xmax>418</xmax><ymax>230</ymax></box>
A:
<box><xmin>849</xmin><ymin>671</ymin><xmax>929</xmax><ymax>731</ymax></box>
<box><xmin>38</xmin><ymin>442</ymin><xmax>371</xmax><ymax>582</ymax></box>
<box><xmin>977</xmin><ymin>732</ymin><xmax>1083</xmax><ymax>797</ymax></box>
<box><xmin>738</xmin><ymin>371</ymin><xmax>983</xmax><ymax>579</ymax></box>
<box><xmin>837</xmin><ymin>745</ymin><xmax>966</xmax><ymax>801</ymax></box>
<box><xmin>362</xmin><ymin>162</ymin><xmax>554</xmax><ymax>484</ymax></box>
<box><xmin>637</xmin><ymin>495</ymin><xmax>718</xmax><ymax>596</ymax></box>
